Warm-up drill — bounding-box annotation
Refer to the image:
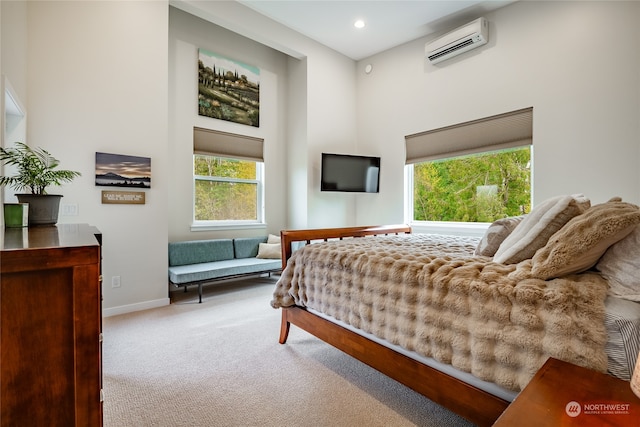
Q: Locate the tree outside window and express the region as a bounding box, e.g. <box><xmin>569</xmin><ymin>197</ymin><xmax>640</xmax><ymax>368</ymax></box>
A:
<box><xmin>194</xmin><ymin>155</ymin><xmax>263</xmax><ymax>222</ymax></box>
<box><xmin>412</xmin><ymin>146</ymin><xmax>531</xmax><ymax>222</ymax></box>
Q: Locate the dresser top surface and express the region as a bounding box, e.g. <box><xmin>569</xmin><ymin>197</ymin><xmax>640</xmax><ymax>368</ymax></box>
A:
<box><xmin>1</xmin><ymin>223</ymin><xmax>100</xmax><ymax>251</ymax></box>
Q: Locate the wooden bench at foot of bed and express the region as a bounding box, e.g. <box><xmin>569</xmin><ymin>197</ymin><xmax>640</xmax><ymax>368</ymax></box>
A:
<box><xmin>277</xmin><ymin>224</ymin><xmax>510</xmax><ymax>427</ymax></box>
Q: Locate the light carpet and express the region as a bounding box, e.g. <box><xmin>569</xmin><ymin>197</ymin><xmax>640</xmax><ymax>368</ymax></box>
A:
<box><xmin>102</xmin><ymin>276</ymin><xmax>475</xmax><ymax>427</ymax></box>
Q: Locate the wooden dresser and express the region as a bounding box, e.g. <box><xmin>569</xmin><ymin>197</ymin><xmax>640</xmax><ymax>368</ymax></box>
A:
<box><xmin>1</xmin><ymin>224</ymin><xmax>103</xmax><ymax>426</ymax></box>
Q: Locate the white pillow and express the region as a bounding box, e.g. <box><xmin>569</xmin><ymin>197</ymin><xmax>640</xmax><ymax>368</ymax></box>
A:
<box><xmin>256</xmin><ymin>242</ymin><xmax>281</xmax><ymax>259</ymax></box>
<box><xmin>493</xmin><ymin>194</ymin><xmax>590</xmax><ymax>264</ymax></box>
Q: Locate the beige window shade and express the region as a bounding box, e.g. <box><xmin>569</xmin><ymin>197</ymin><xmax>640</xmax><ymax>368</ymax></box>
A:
<box><xmin>193</xmin><ymin>127</ymin><xmax>264</xmax><ymax>162</ymax></box>
<box><xmin>405</xmin><ymin>107</ymin><xmax>533</xmax><ymax>164</ymax></box>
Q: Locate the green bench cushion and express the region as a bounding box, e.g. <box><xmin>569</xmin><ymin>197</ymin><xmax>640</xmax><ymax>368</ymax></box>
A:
<box><xmin>233</xmin><ymin>236</ymin><xmax>268</xmax><ymax>259</ymax></box>
<box><xmin>168</xmin><ymin>258</ymin><xmax>281</xmax><ymax>284</ymax></box>
<box><xmin>168</xmin><ymin>239</ymin><xmax>234</xmax><ymax>266</ymax></box>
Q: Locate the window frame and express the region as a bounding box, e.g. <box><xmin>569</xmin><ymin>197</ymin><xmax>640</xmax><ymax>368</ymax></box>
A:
<box><xmin>191</xmin><ymin>155</ymin><xmax>266</xmax><ymax>231</ymax></box>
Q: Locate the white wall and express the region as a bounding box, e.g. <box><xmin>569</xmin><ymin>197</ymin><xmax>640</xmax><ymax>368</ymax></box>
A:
<box><xmin>26</xmin><ymin>1</ymin><xmax>170</xmax><ymax>314</ymax></box>
<box><xmin>1</xmin><ymin>0</ymin><xmax>29</xmax><ymax>211</ymax></box>
<box><xmin>1</xmin><ymin>1</ymin><xmax>28</xmax><ymax>105</ymax></box>
<box><xmin>285</xmin><ymin>56</ymin><xmax>308</xmax><ymax>229</ymax></box>
<box><xmin>8</xmin><ymin>0</ymin><xmax>361</xmax><ymax>315</ymax></box>
<box><xmin>356</xmin><ymin>0</ymin><xmax>640</xmax><ymax>226</ymax></box>
<box><xmin>173</xmin><ymin>0</ymin><xmax>361</xmax><ymax>230</ymax></box>
<box><xmin>305</xmin><ymin>51</ymin><xmax>359</xmax><ymax>228</ymax></box>
<box><xmin>168</xmin><ymin>7</ymin><xmax>289</xmax><ymax>242</ymax></box>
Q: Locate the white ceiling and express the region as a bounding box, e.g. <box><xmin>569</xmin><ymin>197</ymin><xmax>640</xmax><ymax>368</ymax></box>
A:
<box><xmin>238</xmin><ymin>0</ymin><xmax>517</xmax><ymax>61</ymax></box>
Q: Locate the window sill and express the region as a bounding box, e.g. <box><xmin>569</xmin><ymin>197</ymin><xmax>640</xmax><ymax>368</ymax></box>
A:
<box><xmin>190</xmin><ymin>222</ymin><xmax>267</xmax><ymax>232</ymax></box>
<box><xmin>409</xmin><ymin>221</ymin><xmax>490</xmax><ymax>238</ymax></box>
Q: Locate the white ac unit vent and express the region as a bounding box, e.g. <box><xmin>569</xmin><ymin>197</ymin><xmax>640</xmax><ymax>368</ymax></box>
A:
<box><xmin>425</xmin><ymin>17</ymin><xmax>489</xmax><ymax>64</ymax></box>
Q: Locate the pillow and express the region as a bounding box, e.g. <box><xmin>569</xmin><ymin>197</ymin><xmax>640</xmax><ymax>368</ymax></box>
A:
<box><xmin>596</xmin><ymin>224</ymin><xmax>640</xmax><ymax>301</ymax></box>
<box><xmin>493</xmin><ymin>194</ymin><xmax>590</xmax><ymax>264</ymax></box>
<box><xmin>474</xmin><ymin>215</ymin><xmax>525</xmax><ymax>257</ymax></box>
<box><xmin>267</xmin><ymin>233</ymin><xmax>281</xmax><ymax>244</ymax></box>
<box><xmin>256</xmin><ymin>242</ymin><xmax>281</xmax><ymax>259</ymax></box>
<box><xmin>531</xmin><ymin>198</ymin><xmax>640</xmax><ymax>280</ymax></box>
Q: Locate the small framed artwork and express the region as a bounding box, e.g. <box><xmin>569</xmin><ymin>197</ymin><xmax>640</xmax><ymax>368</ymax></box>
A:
<box><xmin>95</xmin><ymin>152</ymin><xmax>151</xmax><ymax>189</ymax></box>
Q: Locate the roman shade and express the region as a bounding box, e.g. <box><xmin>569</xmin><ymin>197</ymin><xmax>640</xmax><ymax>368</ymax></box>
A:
<box><xmin>193</xmin><ymin>127</ymin><xmax>264</xmax><ymax>162</ymax></box>
<box><xmin>405</xmin><ymin>107</ymin><xmax>533</xmax><ymax>164</ymax></box>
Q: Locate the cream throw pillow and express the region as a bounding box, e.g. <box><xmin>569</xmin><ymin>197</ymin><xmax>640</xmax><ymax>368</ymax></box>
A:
<box><xmin>257</xmin><ymin>242</ymin><xmax>281</xmax><ymax>259</ymax></box>
<box><xmin>596</xmin><ymin>224</ymin><xmax>640</xmax><ymax>301</ymax></box>
<box><xmin>493</xmin><ymin>194</ymin><xmax>590</xmax><ymax>264</ymax></box>
<box><xmin>474</xmin><ymin>216</ymin><xmax>525</xmax><ymax>257</ymax></box>
<box><xmin>531</xmin><ymin>199</ymin><xmax>640</xmax><ymax>280</ymax></box>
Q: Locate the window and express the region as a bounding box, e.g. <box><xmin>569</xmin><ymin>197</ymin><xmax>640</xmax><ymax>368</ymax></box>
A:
<box><xmin>409</xmin><ymin>146</ymin><xmax>531</xmax><ymax>222</ymax></box>
<box><xmin>405</xmin><ymin>108</ymin><xmax>533</xmax><ymax>224</ymax></box>
<box><xmin>194</xmin><ymin>155</ymin><xmax>264</xmax><ymax>223</ymax></box>
<box><xmin>193</xmin><ymin>127</ymin><xmax>264</xmax><ymax>226</ymax></box>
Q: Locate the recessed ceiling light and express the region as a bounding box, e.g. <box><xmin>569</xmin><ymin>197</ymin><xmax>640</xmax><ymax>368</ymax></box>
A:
<box><xmin>354</xmin><ymin>20</ymin><xmax>365</xmax><ymax>29</ymax></box>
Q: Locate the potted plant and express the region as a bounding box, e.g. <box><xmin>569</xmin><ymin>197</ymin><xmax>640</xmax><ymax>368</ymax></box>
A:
<box><xmin>0</xmin><ymin>142</ymin><xmax>81</xmax><ymax>226</ymax></box>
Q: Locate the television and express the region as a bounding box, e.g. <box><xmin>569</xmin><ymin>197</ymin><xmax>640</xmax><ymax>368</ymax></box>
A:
<box><xmin>321</xmin><ymin>153</ymin><xmax>380</xmax><ymax>193</ymax></box>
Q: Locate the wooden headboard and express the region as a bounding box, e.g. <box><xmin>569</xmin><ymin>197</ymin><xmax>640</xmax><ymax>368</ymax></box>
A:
<box><xmin>279</xmin><ymin>224</ymin><xmax>412</xmax><ymax>270</ymax></box>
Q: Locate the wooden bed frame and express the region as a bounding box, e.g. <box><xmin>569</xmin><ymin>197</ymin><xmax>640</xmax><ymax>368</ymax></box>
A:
<box><xmin>277</xmin><ymin>224</ymin><xmax>510</xmax><ymax>427</ymax></box>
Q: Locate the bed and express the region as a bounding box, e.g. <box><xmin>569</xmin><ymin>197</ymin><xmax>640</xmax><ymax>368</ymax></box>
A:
<box><xmin>271</xmin><ymin>196</ymin><xmax>640</xmax><ymax>426</ymax></box>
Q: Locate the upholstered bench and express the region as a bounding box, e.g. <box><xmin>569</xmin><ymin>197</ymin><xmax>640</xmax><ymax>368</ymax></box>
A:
<box><xmin>168</xmin><ymin>236</ymin><xmax>281</xmax><ymax>303</ymax></box>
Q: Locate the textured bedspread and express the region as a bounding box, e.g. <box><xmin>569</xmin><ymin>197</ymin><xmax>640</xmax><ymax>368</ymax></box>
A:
<box><xmin>271</xmin><ymin>234</ymin><xmax>610</xmax><ymax>391</ymax></box>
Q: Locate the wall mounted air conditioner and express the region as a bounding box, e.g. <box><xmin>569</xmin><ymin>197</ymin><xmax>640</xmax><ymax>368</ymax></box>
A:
<box><xmin>425</xmin><ymin>17</ymin><xmax>488</xmax><ymax>64</ymax></box>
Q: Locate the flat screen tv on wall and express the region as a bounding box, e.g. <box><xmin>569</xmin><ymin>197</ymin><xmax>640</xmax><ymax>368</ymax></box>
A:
<box><xmin>321</xmin><ymin>153</ymin><xmax>380</xmax><ymax>193</ymax></box>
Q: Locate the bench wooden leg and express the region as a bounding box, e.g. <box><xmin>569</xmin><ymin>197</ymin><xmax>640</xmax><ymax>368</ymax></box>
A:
<box><xmin>198</xmin><ymin>283</ymin><xmax>203</xmax><ymax>303</ymax></box>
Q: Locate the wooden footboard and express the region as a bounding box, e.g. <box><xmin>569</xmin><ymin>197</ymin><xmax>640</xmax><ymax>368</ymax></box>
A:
<box><xmin>279</xmin><ymin>224</ymin><xmax>412</xmax><ymax>269</ymax></box>
<box><xmin>276</xmin><ymin>224</ymin><xmax>510</xmax><ymax>426</ymax></box>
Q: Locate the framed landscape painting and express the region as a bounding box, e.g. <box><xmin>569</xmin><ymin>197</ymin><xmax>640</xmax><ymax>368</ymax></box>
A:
<box><xmin>198</xmin><ymin>49</ymin><xmax>260</xmax><ymax>127</ymax></box>
<box><xmin>95</xmin><ymin>152</ymin><xmax>151</xmax><ymax>188</ymax></box>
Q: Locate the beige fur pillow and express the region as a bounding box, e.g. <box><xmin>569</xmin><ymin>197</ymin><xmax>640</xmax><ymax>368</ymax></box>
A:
<box><xmin>493</xmin><ymin>194</ymin><xmax>590</xmax><ymax>264</ymax></box>
<box><xmin>596</xmin><ymin>224</ymin><xmax>640</xmax><ymax>301</ymax></box>
<box><xmin>474</xmin><ymin>216</ymin><xmax>525</xmax><ymax>257</ymax></box>
<box><xmin>257</xmin><ymin>242</ymin><xmax>281</xmax><ymax>259</ymax></box>
<box><xmin>531</xmin><ymin>199</ymin><xmax>640</xmax><ymax>280</ymax></box>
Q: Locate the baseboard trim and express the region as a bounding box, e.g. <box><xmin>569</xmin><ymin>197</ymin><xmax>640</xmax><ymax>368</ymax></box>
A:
<box><xmin>103</xmin><ymin>298</ymin><xmax>170</xmax><ymax>317</ymax></box>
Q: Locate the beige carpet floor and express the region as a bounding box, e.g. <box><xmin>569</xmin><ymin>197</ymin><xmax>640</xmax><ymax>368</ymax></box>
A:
<box><xmin>102</xmin><ymin>276</ymin><xmax>475</xmax><ymax>427</ymax></box>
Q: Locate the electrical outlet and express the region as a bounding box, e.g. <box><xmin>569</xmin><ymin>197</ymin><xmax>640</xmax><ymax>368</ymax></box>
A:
<box><xmin>111</xmin><ymin>276</ymin><xmax>121</xmax><ymax>288</ymax></box>
<box><xmin>61</xmin><ymin>203</ymin><xmax>79</xmax><ymax>216</ymax></box>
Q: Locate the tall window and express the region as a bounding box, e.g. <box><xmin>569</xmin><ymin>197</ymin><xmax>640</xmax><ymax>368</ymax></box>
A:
<box><xmin>405</xmin><ymin>108</ymin><xmax>533</xmax><ymax>224</ymax></box>
<box><xmin>193</xmin><ymin>127</ymin><xmax>264</xmax><ymax>226</ymax></box>
<box><xmin>194</xmin><ymin>155</ymin><xmax>263</xmax><ymax>222</ymax></box>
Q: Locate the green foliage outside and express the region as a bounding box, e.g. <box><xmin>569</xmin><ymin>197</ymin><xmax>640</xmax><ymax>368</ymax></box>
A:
<box><xmin>194</xmin><ymin>156</ymin><xmax>258</xmax><ymax>221</ymax></box>
<box><xmin>413</xmin><ymin>147</ymin><xmax>531</xmax><ymax>222</ymax></box>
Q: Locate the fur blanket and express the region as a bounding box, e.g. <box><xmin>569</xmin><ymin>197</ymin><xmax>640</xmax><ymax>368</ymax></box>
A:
<box><xmin>271</xmin><ymin>234</ymin><xmax>609</xmax><ymax>391</ymax></box>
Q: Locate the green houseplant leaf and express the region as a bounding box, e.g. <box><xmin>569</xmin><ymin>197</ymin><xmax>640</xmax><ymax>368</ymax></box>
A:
<box><xmin>0</xmin><ymin>142</ymin><xmax>81</xmax><ymax>195</ymax></box>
